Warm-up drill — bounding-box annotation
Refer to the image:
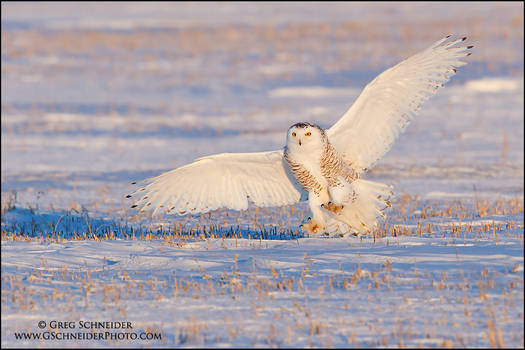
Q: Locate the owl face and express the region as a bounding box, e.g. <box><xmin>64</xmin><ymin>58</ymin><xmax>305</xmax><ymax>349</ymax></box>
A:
<box><xmin>286</xmin><ymin>122</ymin><xmax>326</xmax><ymax>151</ymax></box>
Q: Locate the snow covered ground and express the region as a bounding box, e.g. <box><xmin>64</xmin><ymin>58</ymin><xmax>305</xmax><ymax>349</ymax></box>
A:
<box><xmin>2</xmin><ymin>2</ymin><xmax>524</xmax><ymax>348</ymax></box>
<box><xmin>2</xmin><ymin>228</ymin><xmax>524</xmax><ymax>348</ymax></box>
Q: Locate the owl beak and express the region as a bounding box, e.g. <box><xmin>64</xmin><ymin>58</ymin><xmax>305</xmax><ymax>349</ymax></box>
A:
<box><xmin>299</xmin><ymin>139</ymin><xmax>302</xmax><ymax>146</ymax></box>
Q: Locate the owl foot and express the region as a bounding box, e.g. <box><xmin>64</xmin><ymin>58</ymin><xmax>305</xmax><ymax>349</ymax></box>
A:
<box><xmin>321</xmin><ymin>201</ymin><xmax>344</xmax><ymax>214</ymax></box>
<box><xmin>300</xmin><ymin>217</ymin><xmax>325</xmax><ymax>236</ymax></box>
<box><xmin>351</xmin><ymin>232</ymin><xmax>362</xmax><ymax>238</ymax></box>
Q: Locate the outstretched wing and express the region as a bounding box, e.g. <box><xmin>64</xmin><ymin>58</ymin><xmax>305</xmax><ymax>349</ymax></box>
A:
<box><xmin>127</xmin><ymin>150</ymin><xmax>306</xmax><ymax>216</ymax></box>
<box><xmin>327</xmin><ymin>36</ymin><xmax>472</xmax><ymax>172</ymax></box>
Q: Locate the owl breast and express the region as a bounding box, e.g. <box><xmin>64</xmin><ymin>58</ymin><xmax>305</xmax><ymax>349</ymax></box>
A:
<box><xmin>283</xmin><ymin>147</ymin><xmax>327</xmax><ymax>195</ymax></box>
<box><xmin>319</xmin><ymin>141</ymin><xmax>359</xmax><ymax>187</ymax></box>
<box><xmin>284</xmin><ymin>139</ymin><xmax>358</xmax><ymax>196</ymax></box>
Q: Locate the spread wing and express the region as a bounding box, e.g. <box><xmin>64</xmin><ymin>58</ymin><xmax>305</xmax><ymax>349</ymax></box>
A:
<box><xmin>127</xmin><ymin>150</ymin><xmax>306</xmax><ymax>216</ymax></box>
<box><xmin>327</xmin><ymin>36</ymin><xmax>472</xmax><ymax>172</ymax></box>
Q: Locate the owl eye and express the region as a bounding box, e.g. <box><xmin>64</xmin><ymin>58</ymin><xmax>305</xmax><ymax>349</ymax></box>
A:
<box><xmin>305</xmin><ymin>132</ymin><xmax>311</xmax><ymax>136</ymax></box>
<box><xmin>292</xmin><ymin>132</ymin><xmax>296</xmax><ymax>137</ymax></box>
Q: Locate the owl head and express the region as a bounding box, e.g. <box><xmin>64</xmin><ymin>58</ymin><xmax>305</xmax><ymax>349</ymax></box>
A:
<box><xmin>286</xmin><ymin>122</ymin><xmax>326</xmax><ymax>151</ymax></box>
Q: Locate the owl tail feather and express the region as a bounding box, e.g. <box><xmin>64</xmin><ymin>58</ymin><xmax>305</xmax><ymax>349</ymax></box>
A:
<box><xmin>326</xmin><ymin>179</ymin><xmax>393</xmax><ymax>236</ymax></box>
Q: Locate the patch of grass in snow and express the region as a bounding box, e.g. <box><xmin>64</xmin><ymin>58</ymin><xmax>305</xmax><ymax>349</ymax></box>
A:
<box><xmin>2</xmin><ymin>193</ymin><xmax>523</xmax><ymax>243</ymax></box>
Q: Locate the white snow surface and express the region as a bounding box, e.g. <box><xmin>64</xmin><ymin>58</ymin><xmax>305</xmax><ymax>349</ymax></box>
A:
<box><xmin>2</xmin><ymin>232</ymin><xmax>524</xmax><ymax>348</ymax></box>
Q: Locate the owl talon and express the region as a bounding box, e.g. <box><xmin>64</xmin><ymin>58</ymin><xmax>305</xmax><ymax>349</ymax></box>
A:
<box><xmin>321</xmin><ymin>201</ymin><xmax>344</xmax><ymax>214</ymax></box>
<box><xmin>301</xmin><ymin>218</ymin><xmax>324</xmax><ymax>236</ymax></box>
<box><xmin>300</xmin><ymin>217</ymin><xmax>311</xmax><ymax>229</ymax></box>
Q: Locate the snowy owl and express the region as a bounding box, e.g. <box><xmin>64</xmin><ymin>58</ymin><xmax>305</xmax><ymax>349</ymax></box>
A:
<box><xmin>127</xmin><ymin>36</ymin><xmax>472</xmax><ymax>236</ymax></box>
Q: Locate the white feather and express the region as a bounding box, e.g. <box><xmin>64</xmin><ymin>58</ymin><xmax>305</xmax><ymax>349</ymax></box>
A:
<box><xmin>327</xmin><ymin>36</ymin><xmax>471</xmax><ymax>172</ymax></box>
<box><xmin>130</xmin><ymin>151</ymin><xmax>305</xmax><ymax>215</ymax></box>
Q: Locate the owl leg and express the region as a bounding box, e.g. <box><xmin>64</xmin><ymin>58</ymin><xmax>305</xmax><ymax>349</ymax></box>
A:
<box><xmin>301</xmin><ymin>188</ymin><xmax>329</xmax><ymax>236</ymax></box>
<box><xmin>322</xmin><ymin>181</ymin><xmax>350</xmax><ymax>214</ymax></box>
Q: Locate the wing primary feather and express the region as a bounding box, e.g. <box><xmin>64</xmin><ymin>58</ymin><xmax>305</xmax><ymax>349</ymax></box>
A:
<box><xmin>327</xmin><ymin>36</ymin><xmax>471</xmax><ymax>172</ymax></box>
<box><xmin>127</xmin><ymin>151</ymin><xmax>303</xmax><ymax>216</ymax></box>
